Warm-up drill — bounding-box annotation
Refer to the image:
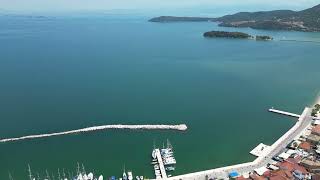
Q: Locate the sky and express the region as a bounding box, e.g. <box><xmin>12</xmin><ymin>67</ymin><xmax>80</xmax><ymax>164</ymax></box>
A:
<box><xmin>0</xmin><ymin>0</ymin><xmax>319</xmax><ymax>12</ymax></box>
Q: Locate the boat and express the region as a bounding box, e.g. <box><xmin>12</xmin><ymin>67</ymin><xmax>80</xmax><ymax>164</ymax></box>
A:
<box><xmin>87</xmin><ymin>172</ymin><xmax>94</xmax><ymax>180</ymax></box>
<box><xmin>152</xmin><ymin>149</ymin><xmax>157</xmax><ymax>159</ymax></box>
<box><xmin>136</xmin><ymin>176</ymin><xmax>140</xmax><ymax>180</ymax></box>
<box><xmin>163</xmin><ymin>157</ymin><xmax>176</xmax><ymax>165</ymax></box>
<box><xmin>166</xmin><ymin>167</ymin><xmax>175</xmax><ymax>171</ymax></box>
<box><xmin>122</xmin><ymin>164</ymin><xmax>128</xmax><ymax>180</ymax></box>
<box><xmin>123</xmin><ymin>172</ymin><xmax>127</xmax><ymax>180</ymax></box>
<box><xmin>128</xmin><ymin>171</ymin><xmax>133</xmax><ymax>180</ymax></box>
<box><xmin>98</xmin><ymin>175</ymin><xmax>104</xmax><ymax>180</ymax></box>
<box><xmin>140</xmin><ymin>176</ymin><xmax>144</xmax><ymax>180</ymax></box>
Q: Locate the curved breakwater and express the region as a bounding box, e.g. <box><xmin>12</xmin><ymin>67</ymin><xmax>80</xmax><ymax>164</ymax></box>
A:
<box><xmin>0</xmin><ymin>124</ymin><xmax>188</xmax><ymax>143</ymax></box>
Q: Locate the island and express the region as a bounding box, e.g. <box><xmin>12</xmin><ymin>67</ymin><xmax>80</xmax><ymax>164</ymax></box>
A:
<box><xmin>203</xmin><ymin>31</ymin><xmax>253</xmax><ymax>39</ymax></box>
<box><xmin>149</xmin><ymin>4</ymin><xmax>320</xmax><ymax>32</ymax></box>
<box><xmin>203</xmin><ymin>31</ymin><xmax>274</xmax><ymax>41</ymax></box>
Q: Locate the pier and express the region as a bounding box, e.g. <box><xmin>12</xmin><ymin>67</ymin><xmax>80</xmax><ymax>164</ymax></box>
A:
<box><xmin>155</xmin><ymin>149</ymin><xmax>167</xmax><ymax>179</ymax></box>
<box><xmin>0</xmin><ymin>124</ymin><xmax>188</xmax><ymax>143</ymax></box>
<box><xmin>268</xmin><ymin>108</ymin><xmax>301</xmax><ymax>118</ymax></box>
<box><xmin>164</xmin><ymin>107</ymin><xmax>313</xmax><ymax>180</ymax></box>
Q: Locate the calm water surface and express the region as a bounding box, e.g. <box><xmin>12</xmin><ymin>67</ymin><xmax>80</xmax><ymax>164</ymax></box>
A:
<box><xmin>0</xmin><ymin>14</ymin><xmax>320</xmax><ymax>179</ymax></box>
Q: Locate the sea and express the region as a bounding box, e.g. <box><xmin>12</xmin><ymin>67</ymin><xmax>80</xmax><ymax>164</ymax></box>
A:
<box><xmin>0</xmin><ymin>10</ymin><xmax>320</xmax><ymax>179</ymax></box>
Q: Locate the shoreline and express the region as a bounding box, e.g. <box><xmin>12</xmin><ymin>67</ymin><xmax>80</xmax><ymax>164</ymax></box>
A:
<box><xmin>163</xmin><ymin>98</ymin><xmax>318</xmax><ymax>180</ymax></box>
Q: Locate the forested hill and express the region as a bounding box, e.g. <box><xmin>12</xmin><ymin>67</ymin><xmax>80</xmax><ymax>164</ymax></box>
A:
<box><xmin>149</xmin><ymin>4</ymin><xmax>320</xmax><ymax>32</ymax></box>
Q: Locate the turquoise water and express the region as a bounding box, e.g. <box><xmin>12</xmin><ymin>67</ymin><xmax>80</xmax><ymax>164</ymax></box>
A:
<box><xmin>0</xmin><ymin>14</ymin><xmax>320</xmax><ymax>179</ymax></box>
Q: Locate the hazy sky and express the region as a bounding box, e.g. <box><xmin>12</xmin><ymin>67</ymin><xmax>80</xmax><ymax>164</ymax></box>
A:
<box><xmin>0</xmin><ymin>0</ymin><xmax>319</xmax><ymax>12</ymax></box>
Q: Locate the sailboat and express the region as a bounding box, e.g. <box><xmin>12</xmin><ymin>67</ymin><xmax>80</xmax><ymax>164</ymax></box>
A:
<box><xmin>122</xmin><ymin>165</ymin><xmax>127</xmax><ymax>180</ymax></box>
<box><xmin>28</xmin><ymin>164</ymin><xmax>35</xmax><ymax>180</ymax></box>
<box><xmin>127</xmin><ymin>171</ymin><xmax>133</xmax><ymax>180</ymax></box>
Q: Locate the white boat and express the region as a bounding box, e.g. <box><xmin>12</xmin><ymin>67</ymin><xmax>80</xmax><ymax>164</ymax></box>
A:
<box><xmin>123</xmin><ymin>172</ymin><xmax>127</xmax><ymax>180</ymax></box>
<box><xmin>140</xmin><ymin>176</ymin><xmax>144</xmax><ymax>180</ymax></box>
<box><xmin>166</xmin><ymin>167</ymin><xmax>175</xmax><ymax>171</ymax></box>
<box><xmin>88</xmin><ymin>173</ymin><xmax>94</xmax><ymax>180</ymax></box>
<box><xmin>152</xmin><ymin>149</ymin><xmax>157</xmax><ymax>159</ymax></box>
<box><xmin>98</xmin><ymin>175</ymin><xmax>103</xmax><ymax>180</ymax></box>
<box><xmin>136</xmin><ymin>176</ymin><xmax>140</xmax><ymax>180</ymax></box>
<box><xmin>128</xmin><ymin>171</ymin><xmax>133</xmax><ymax>180</ymax></box>
<box><xmin>163</xmin><ymin>157</ymin><xmax>176</xmax><ymax>165</ymax></box>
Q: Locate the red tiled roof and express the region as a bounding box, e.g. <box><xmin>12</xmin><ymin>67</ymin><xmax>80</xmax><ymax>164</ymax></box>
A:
<box><xmin>286</xmin><ymin>158</ymin><xmax>299</xmax><ymax>164</ymax></box>
<box><xmin>263</xmin><ymin>170</ymin><xmax>271</xmax><ymax>177</ymax></box>
<box><xmin>269</xmin><ymin>176</ymin><xmax>288</xmax><ymax>180</ymax></box>
<box><xmin>312</xmin><ymin>125</ymin><xmax>320</xmax><ymax>134</ymax></box>
<box><xmin>269</xmin><ymin>170</ymin><xmax>293</xmax><ymax>180</ymax></box>
<box><xmin>249</xmin><ymin>174</ymin><xmax>265</xmax><ymax>180</ymax></box>
<box><xmin>269</xmin><ymin>176</ymin><xmax>289</xmax><ymax>180</ymax></box>
<box><xmin>277</xmin><ymin>161</ymin><xmax>308</xmax><ymax>174</ymax></box>
<box><xmin>299</xmin><ymin>141</ymin><xmax>311</xmax><ymax>150</ymax></box>
<box><xmin>236</xmin><ymin>176</ymin><xmax>248</xmax><ymax>180</ymax></box>
<box><xmin>278</xmin><ymin>161</ymin><xmax>295</xmax><ymax>171</ymax></box>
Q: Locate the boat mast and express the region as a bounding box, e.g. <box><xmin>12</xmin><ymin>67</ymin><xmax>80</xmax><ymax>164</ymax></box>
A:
<box><xmin>76</xmin><ymin>162</ymin><xmax>80</xmax><ymax>175</ymax></box>
<box><xmin>28</xmin><ymin>164</ymin><xmax>33</xmax><ymax>180</ymax></box>
<box><xmin>57</xmin><ymin>169</ymin><xmax>61</xmax><ymax>180</ymax></box>
<box><xmin>8</xmin><ymin>172</ymin><xmax>14</xmax><ymax>180</ymax></box>
<box><xmin>81</xmin><ymin>163</ymin><xmax>86</xmax><ymax>175</ymax></box>
<box><xmin>46</xmin><ymin>169</ymin><xmax>51</xmax><ymax>180</ymax></box>
<box><xmin>68</xmin><ymin>171</ymin><xmax>72</xmax><ymax>180</ymax></box>
<box><xmin>62</xmin><ymin>168</ymin><xmax>66</xmax><ymax>179</ymax></box>
<box><xmin>167</xmin><ymin>139</ymin><xmax>173</xmax><ymax>150</ymax></box>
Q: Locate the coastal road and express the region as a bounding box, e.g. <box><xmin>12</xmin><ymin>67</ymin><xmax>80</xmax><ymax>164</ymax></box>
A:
<box><xmin>166</xmin><ymin>107</ymin><xmax>312</xmax><ymax>180</ymax></box>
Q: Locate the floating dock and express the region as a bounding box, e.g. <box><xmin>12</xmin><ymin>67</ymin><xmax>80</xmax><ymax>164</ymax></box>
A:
<box><xmin>155</xmin><ymin>149</ymin><xmax>167</xmax><ymax>179</ymax></box>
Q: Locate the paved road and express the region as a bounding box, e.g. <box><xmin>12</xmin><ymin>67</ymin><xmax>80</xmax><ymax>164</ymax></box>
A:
<box><xmin>166</xmin><ymin>107</ymin><xmax>312</xmax><ymax>180</ymax></box>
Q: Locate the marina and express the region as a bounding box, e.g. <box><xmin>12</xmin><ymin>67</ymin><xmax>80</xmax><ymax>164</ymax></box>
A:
<box><xmin>17</xmin><ymin>97</ymin><xmax>320</xmax><ymax>180</ymax></box>
<box><xmin>20</xmin><ymin>98</ymin><xmax>320</xmax><ymax>180</ymax></box>
<box><xmin>27</xmin><ymin>163</ymin><xmax>104</xmax><ymax>180</ymax></box>
<box><xmin>151</xmin><ymin>140</ymin><xmax>176</xmax><ymax>179</ymax></box>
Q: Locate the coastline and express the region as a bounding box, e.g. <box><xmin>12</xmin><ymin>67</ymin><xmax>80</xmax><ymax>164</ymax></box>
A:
<box><xmin>162</xmin><ymin>98</ymin><xmax>318</xmax><ymax>180</ymax></box>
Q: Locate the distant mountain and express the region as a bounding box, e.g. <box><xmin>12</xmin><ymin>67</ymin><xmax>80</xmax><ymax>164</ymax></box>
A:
<box><xmin>149</xmin><ymin>4</ymin><xmax>320</xmax><ymax>32</ymax></box>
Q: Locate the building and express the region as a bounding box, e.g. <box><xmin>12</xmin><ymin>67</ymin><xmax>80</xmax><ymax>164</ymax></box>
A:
<box><xmin>298</xmin><ymin>141</ymin><xmax>312</xmax><ymax>152</ymax></box>
<box><xmin>311</xmin><ymin>125</ymin><xmax>320</xmax><ymax>136</ymax></box>
<box><xmin>300</xmin><ymin>159</ymin><xmax>320</xmax><ymax>172</ymax></box>
<box><xmin>306</xmin><ymin>134</ymin><xmax>320</xmax><ymax>144</ymax></box>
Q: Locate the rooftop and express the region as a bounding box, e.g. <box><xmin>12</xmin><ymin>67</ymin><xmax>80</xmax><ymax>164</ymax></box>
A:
<box><xmin>311</xmin><ymin>125</ymin><xmax>320</xmax><ymax>135</ymax></box>
<box><xmin>299</xmin><ymin>142</ymin><xmax>311</xmax><ymax>151</ymax></box>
